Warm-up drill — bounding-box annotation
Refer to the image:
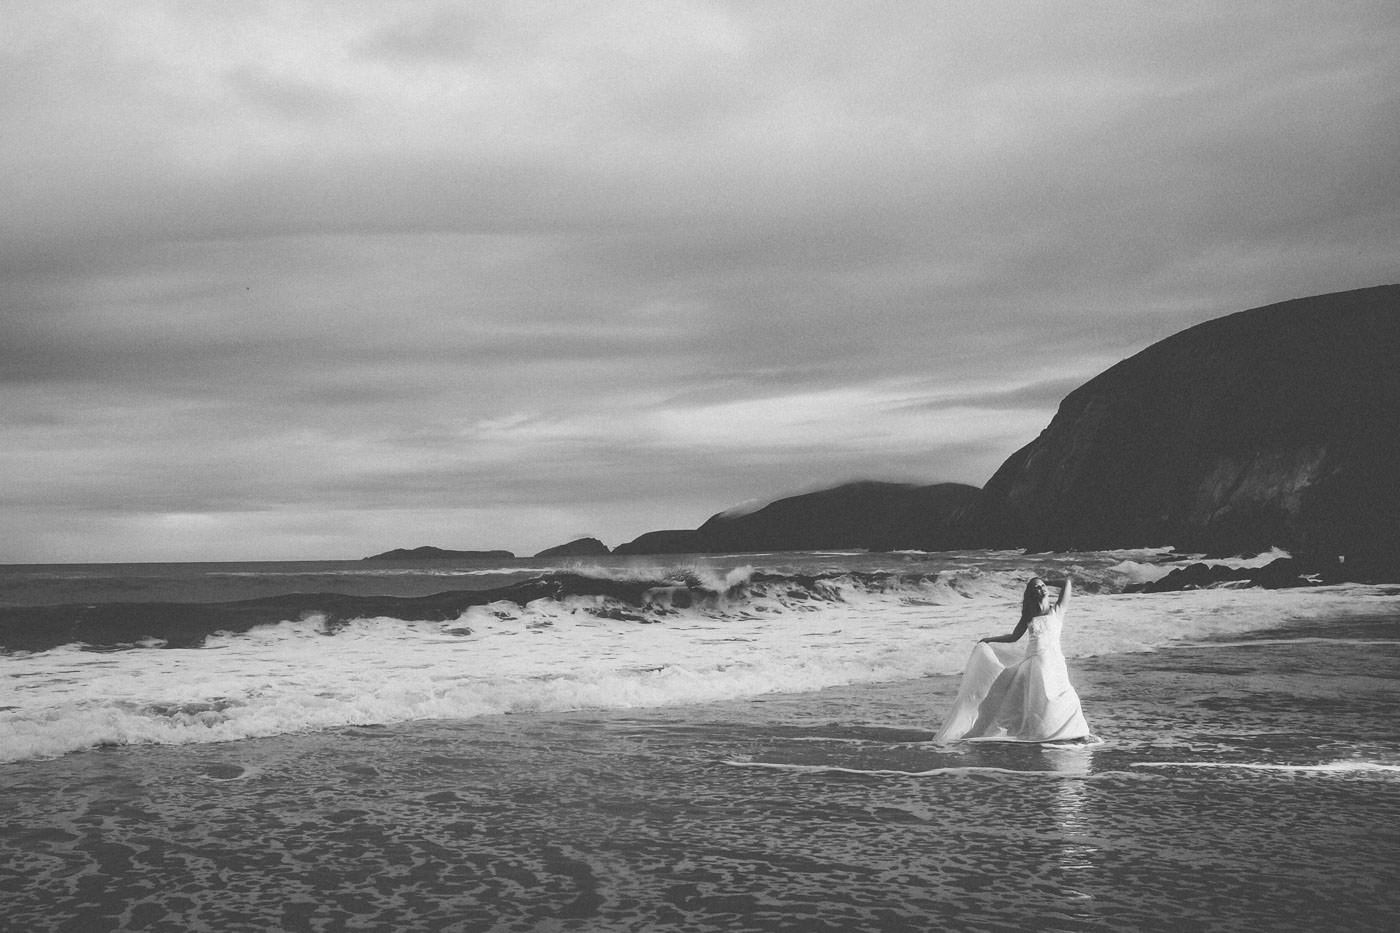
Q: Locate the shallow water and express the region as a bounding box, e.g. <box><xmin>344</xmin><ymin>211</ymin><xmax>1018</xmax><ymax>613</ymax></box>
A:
<box><xmin>3</xmin><ymin>619</ymin><xmax>1398</xmax><ymax>932</ymax></box>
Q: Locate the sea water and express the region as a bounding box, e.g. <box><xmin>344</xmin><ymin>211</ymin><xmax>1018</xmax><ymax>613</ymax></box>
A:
<box><xmin>2</xmin><ymin>549</ymin><xmax>1398</xmax><ymax>931</ymax></box>
<box><xmin>1</xmin><ymin>546</ymin><xmax>1369</xmax><ymax>763</ymax></box>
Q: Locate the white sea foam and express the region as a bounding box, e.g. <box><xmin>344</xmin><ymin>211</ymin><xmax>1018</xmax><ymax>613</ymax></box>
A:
<box><xmin>721</xmin><ymin>760</ymin><xmax>1074</xmax><ymax>778</ymax></box>
<box><xmin>1106</xmin><ymin>546</ymin><xmax>1294</xmax><ymax>585</ymax></box>
<box><xmin>1133</xmin><ymin>761</ymin><xmax>1400</xmax><ymax>774</ymax></box>
<box><xmin>2</xmin><ymin>560</ymin><xmax>1397</xmax><ymax>763</ymax></box>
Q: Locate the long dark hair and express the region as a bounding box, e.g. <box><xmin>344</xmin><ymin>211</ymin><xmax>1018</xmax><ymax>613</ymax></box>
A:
<box><xmin>1019</xmin><ymin>577</ymin><xmax>1047</xmax><ymax>628</ymax></box>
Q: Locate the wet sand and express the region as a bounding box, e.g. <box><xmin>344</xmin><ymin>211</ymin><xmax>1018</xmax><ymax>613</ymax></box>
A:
<box><xmin>2</xmin><ymin>615</ymin><xmax>1398</xmax><ymax>931</ymax></box>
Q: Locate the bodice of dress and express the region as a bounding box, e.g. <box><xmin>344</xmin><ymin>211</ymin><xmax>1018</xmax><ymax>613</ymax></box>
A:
<box><xmin>1025</xmin><ymin>605</ymin><xmax>1064</xmax><ymax>657</ymax></box>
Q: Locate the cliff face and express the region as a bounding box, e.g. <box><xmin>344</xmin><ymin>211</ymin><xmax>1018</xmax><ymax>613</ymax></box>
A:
<box><xmin>975</xmin><ymin>285</ymin><xmax>1400</xmax><ymax>565</ymax></box>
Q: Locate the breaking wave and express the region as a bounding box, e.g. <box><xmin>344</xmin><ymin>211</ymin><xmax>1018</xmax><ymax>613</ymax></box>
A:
<box><xmin>4</xmin><ymin>548</ymin><xmax>1395</xmax><ymax>763</ymax></box>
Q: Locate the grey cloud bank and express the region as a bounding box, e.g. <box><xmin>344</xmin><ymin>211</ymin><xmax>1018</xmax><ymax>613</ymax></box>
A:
<box><xmin>3</xmin><ymin>2</ymin><xmax>1398</xmax><ymax>561</ymax></box>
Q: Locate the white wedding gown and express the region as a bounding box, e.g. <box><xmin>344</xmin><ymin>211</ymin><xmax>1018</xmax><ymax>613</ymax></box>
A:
<box><xmin>934</xmin><ymin>599</ymin><xmax>1091</xmax><ymax>744</ymax></box>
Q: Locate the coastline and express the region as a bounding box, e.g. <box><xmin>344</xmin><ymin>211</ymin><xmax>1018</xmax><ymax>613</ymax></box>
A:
<box><xmin>2</xmin><ymin>607</ymin><xmax>1397</xmax><ymax>931</ymax></box>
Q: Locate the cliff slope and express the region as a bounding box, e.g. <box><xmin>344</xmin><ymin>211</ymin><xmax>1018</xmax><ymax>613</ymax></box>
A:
<box><xmin>975</xmin><ymin>284</ymin><xmax>1400</xmax><ymax>567</ymax></box>
<box><xmin>614</xmin><ymin>481</ymin><xmax>979</xmax><ymax>555</ymax></box>
<box><xmin>694</xmin><ymin>481</ymin><xmax>980</xmax><ymax>552</ymax></box>
<box><xmin>533</xmin><ymin>537</ymin><xmax>611</xmax><ymax>558</ymax></box>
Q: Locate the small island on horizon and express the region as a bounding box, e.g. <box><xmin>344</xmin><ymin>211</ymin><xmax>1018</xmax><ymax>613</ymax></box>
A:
<box><xmin>362</xmin><ymin>546</ymin><xmax>517</xmax><ymax>562</ymax></box>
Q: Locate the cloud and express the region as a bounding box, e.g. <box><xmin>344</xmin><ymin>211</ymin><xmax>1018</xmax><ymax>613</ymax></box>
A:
<box><xmin>2</xmin><ymin>1</ymin><xmax>1397</xmax><ymax>560</ymax></box>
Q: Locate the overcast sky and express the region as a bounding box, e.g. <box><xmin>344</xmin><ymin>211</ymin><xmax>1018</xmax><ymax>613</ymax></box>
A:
<box><xmin>3</xmin><ymin>2</ymin><xmax>1397</xmax><ymax>562</ymax></box>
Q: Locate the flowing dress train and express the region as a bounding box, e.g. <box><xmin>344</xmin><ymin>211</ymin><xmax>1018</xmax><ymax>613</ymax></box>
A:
<box><xmin>934</xmin><ymin>600</ymin><xmax>1091</xmax><ymax>744</ymax></box>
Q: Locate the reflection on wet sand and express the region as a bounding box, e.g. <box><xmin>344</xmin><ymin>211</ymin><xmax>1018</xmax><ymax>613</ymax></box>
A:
<box><xmin>1044</xmin><ymin>745</ymin><xmax>1100</xmax><ymax>905</ymax></box>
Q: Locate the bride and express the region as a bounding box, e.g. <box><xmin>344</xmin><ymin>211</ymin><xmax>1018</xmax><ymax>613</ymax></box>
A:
<box><xmin>933</xmin><ymin>575</ymin><xmax>1092</xmax><ymax>744</ymax></box>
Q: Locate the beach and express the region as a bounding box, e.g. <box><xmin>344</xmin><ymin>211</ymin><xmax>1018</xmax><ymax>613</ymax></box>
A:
<box><xmin>3</xmin><ymin>605</ymin><xmax>1398</xmax><ymax>930</ymax></box>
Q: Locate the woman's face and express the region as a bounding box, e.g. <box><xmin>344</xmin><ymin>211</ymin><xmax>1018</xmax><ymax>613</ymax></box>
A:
<box><xmin>1030</xmin><ymin>578</ymin><xmax>1048</xmax><ymax>603</ymax></box>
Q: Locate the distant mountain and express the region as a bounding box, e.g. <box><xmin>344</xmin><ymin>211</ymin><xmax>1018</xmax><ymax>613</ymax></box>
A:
<box><xmin>695</xmin><ymin>481</ymin><xmax>980</xmax><ymax>552</ymax></box>
<box><xmin>973</xmin><ymin>284</ymin><xmax>1400</xmax><ymax>571</ymax></box>
<box><xmin>363</xmin><ymin>288</ymin><xmax>1397</xmax><ymax>577</ymax></box>
<box><xmin>362</xmin><ymin>546</ymin><xmax>515</xmax><ymax>561</ymax></box>
<box><xmin>613</xmin><ymin>481</ymin><xmax>980</xmax><ymax>555</ymax></box>
<box><xmin>533</xmin><ymin>537</ymin><xmax>611</xmax><ymax>558</ymax></box>
<box><xmin>612</xmin><ymin>529</ymin><xmax>706</xmax><ymax>556</ymax></box>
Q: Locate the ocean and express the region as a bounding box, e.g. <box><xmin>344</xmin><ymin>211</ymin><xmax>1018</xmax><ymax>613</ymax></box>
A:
<box><xmin>3</xmin><ymin>549</ymin><xmax>1399</xmax><ymax>931</ymax></box>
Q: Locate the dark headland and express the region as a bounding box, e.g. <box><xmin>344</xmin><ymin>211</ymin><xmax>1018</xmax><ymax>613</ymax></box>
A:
<box><xmin>612</xmin><ymin>481</ymin><xmax>979</xmax><ymax>555</ymax></box>
<box><xmin>533</xmin><ymin>538</ymin><xmax>612</xmax><ymax>558</ymax></box>
<box><xmin>970</xmin><ymin>284</ymin><xmax>1400</xmax><ymax>575</ymax></box>
<box><xmin>375</xmin><ymin>285</ymin><xmax>1400</xmax><ymax>580</ymax></box>
<box><xmin>363</xmin><ymin>546</ymin><xmax>516</xmax><ymax>561</ymax></box>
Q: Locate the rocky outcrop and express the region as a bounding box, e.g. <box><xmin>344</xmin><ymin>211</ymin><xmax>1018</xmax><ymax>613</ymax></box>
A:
<box><xmin>363</xmin><ymin>546</ymin><xmax>515</xmax><ymax>561</ymax></box>
<box><xmin>1124</xmin><ymin>557</ymin><xmax>1327</xmax><ymax>593</ymax></box>
<box><xmin>533</xmin><ymin>537</ymin><xmax>611</xmax><ymax>558</ymax></box>
<box><xmin>613</xmin><ymin>481</ymin><xmax>980</xmax><ymax>555</ymax></box>
<box><xmin>973</xmin><ymin>285</ymin><xmax>1400</xmax><ymax>569</ymax></box>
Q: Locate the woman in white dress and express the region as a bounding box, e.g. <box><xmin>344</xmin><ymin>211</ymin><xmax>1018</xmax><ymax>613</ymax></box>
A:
<box><xmin>934</xmin><ymin>575</ymin><xmax>1092</xmax><ymax>744</ymax></box>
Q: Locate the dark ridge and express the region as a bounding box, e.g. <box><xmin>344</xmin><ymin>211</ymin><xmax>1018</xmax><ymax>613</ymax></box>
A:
<box><xmin>612</xmin><ymin>530</ymin><xmax>706</xmax><ymax>556</ymax></box>
<box><xmin>363</xmin><ymin>546</ymin><xmax>516</xmax><ymax>561</ymax></box>
<box><xmin>614</xmin><ymin>481</ymin><xmax>980</xmax><ymax>555</ymax></box>
<box><xmin>533</xmin><ymin>538</ymin><xmax>611</xmax><ymax>558</ymax></box>
<box><xmin>972</xmin><ymin>284</ymin><xmax>1400</xmax><ymax>571</ymax></box>
<box><xmin>696</xmin><ymin>481</ymin><xmax>981</xmax><ymax>552</ymax></box>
